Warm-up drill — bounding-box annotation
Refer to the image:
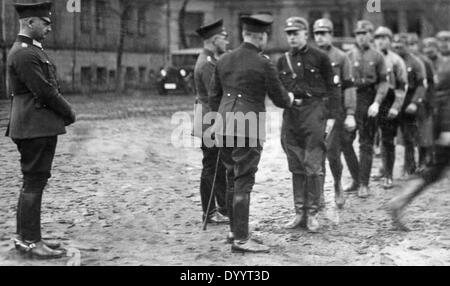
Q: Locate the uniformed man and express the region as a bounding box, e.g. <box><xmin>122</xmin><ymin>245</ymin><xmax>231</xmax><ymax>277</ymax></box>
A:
<box><xmin>277</xmin><ymin>17</ymin><xmax>339</xmax><ymax>231</ymax></box>
<box><xmin>388</xmin><ymin>57</ymin><xmax>450</xmax><ymax>231</ymax></box>
<box><xmin>313</xmin><ymin>18</ymin><xmax>357</xmax><ymax>209</ymax></box>
<box><xmin>408</xmin><ymin>33</ymin><xmax>436</xmax><ymax>170</ymax></box>
<box><xmin>6</xmin><ymin>2</ymin><xmax>76</xmax><ymax>259</ymax></box>
<box><xmin>209</xmin><ymin>14</ymin><xmax>295</xmax><ymax>253</ymax></box>
<box><xmin>344</xmin><ymin>20</ymin><xmax>389</xmax><ymax>198</ymax></box>
<box><xmin>193</xmin><ymin>19</ymin><xmax>229</xmax><ymax>224</ymax></box>
<box><xmin>392</xmin><ymin>33</ymin><xmax>427</xmax><ymax>177</ymax></box>
<box><xmin>373</xmin><ymin>26</ymin><xmax>408</xmax><ymax>189</ymax></box>
<box><xmin>436</xmin><ymin>30</ymin><xmax>450</xmax><ymax>58</ymax></box>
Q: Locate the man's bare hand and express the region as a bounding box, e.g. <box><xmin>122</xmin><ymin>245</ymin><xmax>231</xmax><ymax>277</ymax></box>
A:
<box><xmin>368</xmin><ymin>102</ymin><xmax>380</xmax><ymax>117</ymax></box>
<box><xmin>437</xmin><ymin>132</ymin><xmax>450</xmax><ymax>146</ymax></box>
<box><xmin>387</xmin><ymin>108</ymin><xmax>399</xmax><ymax>119</ymax></box>
<box><xmin>405</xmin><ymin>103</ymin><xmax>418</xmax><ymax>114</ymax></box>
<box><xmin>344</xmin><ymin>115</ymin><xmax>356</xmax><ymax>132</ymax></box>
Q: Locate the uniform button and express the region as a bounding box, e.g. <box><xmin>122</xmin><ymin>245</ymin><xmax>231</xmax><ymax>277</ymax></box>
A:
<box><xmin>227</xmin><ymin>93</ymin><xmax>231</xmax><ymax>97</ymax></box>
<box><xmin>238</xmin><ymin>94</ymin><xmax>242</xmax><ymax>98</ymax></box>
<box><xmin>297</xmin><ymin>62</ymin><xmax>301</xmax><ymax>66</ymax></box>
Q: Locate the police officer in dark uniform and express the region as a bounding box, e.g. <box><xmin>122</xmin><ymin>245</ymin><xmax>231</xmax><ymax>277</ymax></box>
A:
<box><xmin>193</xmin><ymin>19</ymin><xmax>229</xmax><ymax>224</ymax></box>
<box><xmin>345</xmin><ymin>20</ymin><xmax>389</xmax><ymax>198</ymax></box>
<box><xmin>209</xmin><ymin>14</ymin><xmax>295</xmax><ymax>253</ymax></box>
<box><xmin>6</xmin><ymin>2</ymin><xmax>76</xmax><ymax>259</ymax></box>
<box><xmin>313</xmin><ymin>18</ymin><xmax>357</xmax><ymax>209</ymax></box>
<box><xmin>277</xmin><ymin>17</ymin><xmax>339</xmax><ymax>231</ymax></box>
<box><xmin>388</xmin><ymin>57</ymin><xmax>450</xmax><ymax>231</ymax></box>
<box><xmin>392</xmin><ymin>33</ymin><xmax>427</xmax><ymax>177</ymax></box>
<box><xmin>408</xmin><ymin>33</ymin><xmax>436</xmax><ymax>170</ymax></box>
<box><xmin>373</xmin><ymin>26</ymin><xmax>408</xmax><ymax>189</ymax></box>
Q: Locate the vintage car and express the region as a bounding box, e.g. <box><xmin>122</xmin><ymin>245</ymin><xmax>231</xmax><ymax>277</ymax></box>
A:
<box><xmin>157</xmin><ymin>48</ymin><xmax>201</xmax><ymax>95</ymax></box>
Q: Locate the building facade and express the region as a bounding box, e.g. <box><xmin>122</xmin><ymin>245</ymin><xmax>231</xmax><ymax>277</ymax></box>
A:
<box><xmin>1</xmin><ymin>0</ymin><xmax>450</xmax><ymax>97</ymax></box>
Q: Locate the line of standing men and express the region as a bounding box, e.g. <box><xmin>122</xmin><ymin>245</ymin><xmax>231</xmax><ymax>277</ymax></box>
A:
<box><xmin>193</xmin><ymin>14</ymin><xmax>450</xmax><ymax>253</ymax></box>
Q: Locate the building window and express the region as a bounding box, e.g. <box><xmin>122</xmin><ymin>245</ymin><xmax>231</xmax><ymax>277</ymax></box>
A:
<box><xmin>407</xmin><ymin>10</ymin><xmax>422</xmax><ymax>35</ymax></box>
<box><xmin>97</xmin><ymin>67</ymin><xmax>107</xmax><ymax>85</ymax></box>
<box><xmin>81</xmin><ymin>67</ymin><xmax>92</xmax><ymax>85</ymax></box>
<box><xmin>139</xmin><ymin>67</ymin><xmax>147</xmax><ymax>84</ymax></box>
<box><xmin>138</xmin><ymin>7</ymin><xmax>147</xmax><ymax>36</ymax></box>
<box><xmin>384</xmin><ymin>9</ymin><xmax>399</xmax><ymax>34</ymax></box>
<box><xmin>124</xmin><ymin>6</ymin><xmax>135</xmax><ymax>35</ymax></box>
<box><xmin>308</xmin><ymin>10</ymin><xmax>323</xmax><ymax>33</ymax></box>
<box><xmin>125</xmin><ymin>67</ymin><xmax>136</xmax><ymax>85</ymax></box>
<box><xmin>330</xmin><ymin>11</ymin><xmax>344</xmax><ymax>37</ymax></box>
<box><xmin>95</xmin><ymin>0</ymin><xmax>107</xmax><ymax>34</ymax></box>
<box><xmin>80</xmin><ymin>0</ymin><xmax>92</xmax><ymax>33</ymax></box>
<box><xmin>109</xmin><ymin>70</ymin><xmax>116</xmax><ymax>83</ymax></box>
<box><xmin>184</xmin><ymin>12</ymin><xmax>204</xmax><ymax>48</ymax></box>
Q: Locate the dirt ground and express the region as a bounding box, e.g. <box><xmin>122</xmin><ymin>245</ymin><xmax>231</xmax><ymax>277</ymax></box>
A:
<box><xmin>0</xmin><ymin>93</ymin><xmax>449</xmax><ymax>266</ymax></box>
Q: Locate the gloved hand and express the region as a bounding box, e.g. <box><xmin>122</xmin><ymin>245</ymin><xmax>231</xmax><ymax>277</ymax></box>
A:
<box><xmin>387</xmin><ymin>107</ymin><xmax>399</xmax><ymax>119</ymax></box>
<box><xmin>325</xmin><ymin>119</ymin><xmax>336</xmax><ymax>140</ymax></box>
<box><xmin>405</xmin><ymin>103</ymin><xmax>418</xmax><ymax>114</ymax></box>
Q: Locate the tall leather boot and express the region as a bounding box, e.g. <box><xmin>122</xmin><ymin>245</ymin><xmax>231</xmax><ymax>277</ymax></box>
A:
<box><xmin>16</xmin><ymin>188</ymin><xmax>24</xmax><ymax>237</ymax></box>
<box><xmin>284</xmin><ymin>174</ymin><xmax>307</xmax><ymax>229</ymax></box>
<box><xmin>231</xmin><ymin>193</ymin><xmax>269</xmax><ymax>253</ymax></box>
<box><xmin>306</xmin><ymin>176</ymin><xmax>321</xmax><ymax>233</ymax></box>
<box><xmin>342</xmin><ymin>145</ymin><xmax>360</xmax><ymax>192</ymax></box>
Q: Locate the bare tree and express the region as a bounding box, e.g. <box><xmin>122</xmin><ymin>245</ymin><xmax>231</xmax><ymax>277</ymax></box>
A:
<box><xmin>178</xmin><ymin>0</ymin><xmax>190</xmax><ymax>49</ymax></box>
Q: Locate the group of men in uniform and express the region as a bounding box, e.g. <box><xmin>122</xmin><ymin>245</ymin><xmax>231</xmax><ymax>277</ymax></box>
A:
<box><xmin>193</xmin><ymin>14</ymin><xmax>450</xmax><ymax>253</ymax></box>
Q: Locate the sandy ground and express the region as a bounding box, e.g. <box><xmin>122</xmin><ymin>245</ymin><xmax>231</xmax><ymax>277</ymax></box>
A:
<box><xmin>0</xmin><ymin>93</ymin><xmax>449</xmax><ymax>266</ymax></box>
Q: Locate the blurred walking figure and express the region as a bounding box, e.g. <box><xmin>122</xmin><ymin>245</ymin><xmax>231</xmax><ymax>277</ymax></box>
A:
<box><xmin>436</xmin><ymin>31</ymin><xmax>450</xmax><ymax>58</ymax></box>
<box><xmin>6</xmin><ymin>2</ymin><xmax>76</xmax><ymax>259</ymax></box>
<box><xmin>408</xmin><ymin>34</ymin><xmax>436</xmax><ymax>171</ymax></box>
<box><xmin>278</xmin><ymin>17</ymin><xmax>339</xmax><ymax>231</ymax></box>
<box><xmin>388</xmin><ymin>55</ymin><xmax>450</xmax><ymax>231</ymax></box>
<box><xmin>209</xmin><ymin>14</ymin><xmax>295</xmax><ymax>253</ymax></box>
<box><xmin>344</xmin><ymin>20</ymin><xmax>389</xmax><ymax>198</ymax></box>
<box><xmin>313</xmin><ymin>18</ymin><xmax>357</xmax><ymax>209</ymax></box>
<box><xmin>373</xmin><ymin>26</ymin><xmax>408</xmax><ymax>189</ymax></box>
<box><xmin>391</xmin><ymin>33</ymin><xmax>427</xmax><ymax>178</ymax></box>
<box><xmin>193</xmin><ymin>19</ymin><xmax>229</xmax><ymax>224</ymax></box>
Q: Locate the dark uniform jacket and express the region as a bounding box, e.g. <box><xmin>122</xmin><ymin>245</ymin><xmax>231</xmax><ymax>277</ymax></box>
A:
<box><xmin>193</xmin><ymin>48</ymin><xmax>216</xmax><ymax>137</ymax></box>
<box><xmin>277</xmin><ymin>44</ymin><xmax>339</xmax><ymax>119</ymax></box>
<box><xmin>321</xmin><ymin>45</ymin><xmax>357</xmax><ymax>117</ymax></box>
<box><xmin>401</xmin><ymin>52</ymin><xmax>427</xmax><ymax>112</ymax></box>
<box><xmin>6</xmin><ymin>35</ymin><xmax>76</xmax><ymax>139</ymax></box>
<box><xmin>209</xmin><ymin>42</ymin><xmax>292</xmax><ymax>142</ymax></box>
<box><xmin>347</xmin><ymin>45</ymin><xmax>389</xmax><ymax>107</ymax></box>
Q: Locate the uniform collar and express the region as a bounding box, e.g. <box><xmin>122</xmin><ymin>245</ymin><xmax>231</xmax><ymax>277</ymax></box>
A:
<box><xmin>242</xmin><ymin>42</ymin><xmax>262</xmax><ymax>53</ymax></box>
<box><xmin>291</xmin><ymin>44</ymin><xmax>309</xmax><ymax>56</ymax></box>
<box><xmin>356</xmin><ymin>43</ymin><xmax>371</xmax><ymax>51</ymax></box>
<box><xmin>16</xmin><ymin>34</ymin><xmax>43</xmax><ymax>49</ymax></box>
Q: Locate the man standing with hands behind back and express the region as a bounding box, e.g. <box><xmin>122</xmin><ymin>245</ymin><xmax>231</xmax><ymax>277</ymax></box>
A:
<box><xmin>7</xmin><ymin>2</ymin><xmax>76</xmax><ymax>259</ymax></box>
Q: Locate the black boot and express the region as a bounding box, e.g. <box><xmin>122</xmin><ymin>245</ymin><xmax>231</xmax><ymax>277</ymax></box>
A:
<box><xmin>284</xmin><ymin>174</ymin><xmax>307</xmax><ymax>229</ymax></box>
<box><xmin>19</xmin><ymin>192</ymin><xmax>43</xmax><ymax>243</ymax></box>
<box><xmin>306</xmin><ymin>176</ymin><xmax>322</xmax><ymax>232</ymax></box>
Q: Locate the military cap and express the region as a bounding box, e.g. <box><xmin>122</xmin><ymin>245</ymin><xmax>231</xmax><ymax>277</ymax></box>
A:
<box><xmin>354</xmin><ymin>20</ymin><xmax>374</xmax><ymax>33</ymax></box>
<box><xmin>313</xmin><ymin>18</ymin><xmax>333</xmax><ymax>33</ymax></box>
<box><xmin>374</xmin><ymin>26</ymin><xmax>393</xmax><ymax>39</ymax></box>
<box><xmin>241</xmin><ymin>14</ymin><xmax>273</xmax><ymax>33</ymax></box>
<box><xmin>408</xmin><ymin>33</ymin><xmax>420</xmax><ymax>45</ymax></box>
<box><xmin>436</xmin><ymin>30</ymin><xmax>450</xmax><ymax>40</ymax></box>
<box><xmin>423</xmin><ymin>37</ymin><xmax>439</xmax><ymax>49</ymax></box>
<box><xmin>14</xmin><ymin>1</ymin><xmax>52</xmax><ymax>23</ymax></box>
<box><xmin>196</xmin><ymin>19</ymin><xmax>227</xmax><ymax>40</ymax></box>
<box><xmin>284</xmin><ymin>16</ymin><xmax>309</xmax><ymax>32</ymax></box>
<box><xmin>393</xmin><ymin>33</ymin><xmax>409</xmax><ymax>44</ymax></box>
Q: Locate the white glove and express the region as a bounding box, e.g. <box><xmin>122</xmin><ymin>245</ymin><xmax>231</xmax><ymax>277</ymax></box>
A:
<box><xmin>368</xmin><ymin>102</ymin><xmax>380</xmax><ymax>117</ymax></box>
<box><xmin>387</xmin><ymin>108</ymin><xmax>399</xmax><ymax>119</ymax></box>
<box><xmin>288</xmin><ymin>92</ymin><xmax>294</xmax><ymax>105</ymax></box>
<box><xmin>405</xmin><ymin>103</ymin><xmax>418</xmax><ymax>114</ymax></box>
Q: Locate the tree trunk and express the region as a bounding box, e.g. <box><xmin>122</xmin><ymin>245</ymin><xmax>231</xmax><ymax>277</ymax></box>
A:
<box><xmin>178</xmin><ymin>0</ymin><xmax>190</xmax><ymax>49</ymax></box>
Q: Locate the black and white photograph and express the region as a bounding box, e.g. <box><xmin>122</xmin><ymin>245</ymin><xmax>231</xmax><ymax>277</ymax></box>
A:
<box><xmin>0</xmin><ymin>0</ymin><xmax>449</xmax><ymax>268</ymax></box>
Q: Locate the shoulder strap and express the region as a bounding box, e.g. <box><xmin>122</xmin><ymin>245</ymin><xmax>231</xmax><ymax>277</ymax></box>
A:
<box><xmin>285</xmin><ymin>52</ymin><xmax>297</xmax><ymax>79</ymax></box>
